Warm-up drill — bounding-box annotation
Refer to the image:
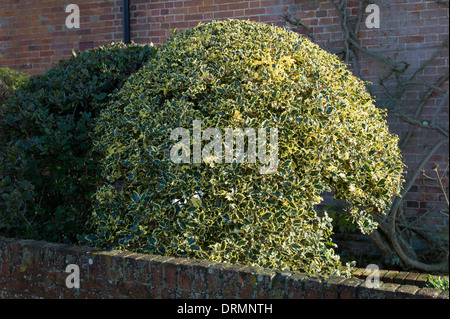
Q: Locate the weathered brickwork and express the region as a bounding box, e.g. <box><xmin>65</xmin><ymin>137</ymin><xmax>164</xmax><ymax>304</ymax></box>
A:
<box><xmin>0</xmin><ymin>237</ymin><xmax>447</xmax><ymax>299</ymax></box>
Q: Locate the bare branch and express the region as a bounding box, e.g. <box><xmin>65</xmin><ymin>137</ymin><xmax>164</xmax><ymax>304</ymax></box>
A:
<box><xmin>281</xmin><ymin>13</ymin><xmax>315</xmax><ymax>41</ymax></box>
<box><xmin>409</xmin><ymin>36</ymin><xmax>449</xmax><ymax>82</ymax></box>
<box><xmin>399</xmin><ymin>70</ymin><xmax>449</xmax><ymax>148</ymax></box>
<box><xmin>389</xmin><ymin>139</ymin><xmax>449</xmax><ymax>218</ymax></box>
<box><xmin>403</xmin><ymin>81</ymin><xmax>448</xmax><ymax>93</ymax></box>
<box><xmin>393</xmin><ymin>112</ymin><xmax>449</xmax><ymax>138</ymax></box>
<box><xmin>435</xmin><ymin>0</ymin><xmax>449</xmax><ymax>7</ymax></box>
<box><xmin>432</xmin><ymin>90</ymin><xmax>450</xmax><ymax>127</ymax></box>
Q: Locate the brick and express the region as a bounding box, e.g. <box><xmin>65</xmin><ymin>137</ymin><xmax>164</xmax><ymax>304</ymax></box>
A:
<box><xmin>269</xmin><ymin>272</ymin><xmax>291</xmax><ymax>299</ymax></box>
<box><xmin>133</xmin><ymin>255</ymin><xmax>156</xmax><ymax>284</ymax></box>
<box><xmin>405</xmin><ymin>35</ymin><xmax>425</xmax><ymax>44</ymax></box>
<box><xmin>437</xmin><ymin>291</ymin><xmax>449</xmax><ymax>299</ymax></box>
<box><xmin>359</xmin><ymin>282</ymin><xmax>400</xmax><ymax>299</ymax></box>
<box><xmin>9</xmin><ymin>263</ymin><xmax>28</xmax><ymax>281</ymax></box>
<box><xmin>41</xmin><ymin>284</ymin><xmax>63</xmax><ymax>299</ymax></box>
<box><xmin>185</xmin><ymin>0</ymin><xmax>203</xmax><ymax>6</ymax></box>
<box><xmin>382</xmin><ymin>270</ymin><xmax>399</xmax><ymax>283</ymax></box>
<box><xmin>45</xmin><ymin>270</ymin><xmax>70</xmax><ymax>288</ymax></box>
<box><xmin>350</xmin><ymin>267</ymin><xmax>366</xmax><ymax>278</ymax></box>
<box><xmin>415</xmin><ymin>287</ymin><xmax>441</xmax><ymax>299</ymax></box>
<box><xmin>229</xmin><ymin>2</ymin><xmax>249</xmax><ymax>10</ymax></box>
<box><xmin>393</xmin><ymin>271</ymin><xmax>409</xmax><ymax>285</ymax></box>
<box><xmin>102</xmin><ymin>251</ymin><xmax>127</xmax><ymax>283</ymax></box>
<box><xmin>0</xmin><ymin>291</ymin><xmax>19</xmax><ymax>299</ymax></box>
<box><xmin>185</xmin><ymin>14</ymin><xmax>203</xmax><ymax>21</ymax></box>
<box><xmin>177</xmin><ymin>259</ymin><xmax>195</xmax><ymax>291</ymax></box>
<box><xmin>339</xmin><ymin>277</ymin><xmax>363</xmax><ymax>299</ymax></box>
<box><xmin>251</xmin><ymin>267</ymin><xmax>277</xmax><ymax>299</ymax></box>
<box><xmin>9</xmin><ymin>240</ymin><xmax>24</xmax><ymax>266</ymax></box>
<box><xmin>237</xmin><ymin>266</ymin><xmax>262</xmax><ymax>298</ymax></box>
<box><xmin>163</xmin><ymin>258</ymin><xmax>182</xmax><ymax>289</ymax></box>
<box><xmin>0</xmin><ymin>253</ymin><xmax>11</xmax><ymax>278</ymax></box>
<box><xmin>206</xmin><ymin>262</ymin><xmax>225</xmax><ymax>297</ymax></box>
<box><xmin>284</xmin><ymin>272</ymin><xmax>306</xmax><ymax>299</ymax></box>
<box><xmin>123</xmin><ymin>282</ymin><xmax>152</xmax><ymax>298</ymax></box>
<box><xmin>149</xmin><ymin>256</ymin><xmax>173</xmax><ymax>288</ymax></box>
<box><xmin>221</xmin><ymin>263</ymin><xmax>247</xmax><ymax>298</ymax></box>
<box><xmin>395</xmin><ymin>284</ymin><xmax>420</xmax><ymax>299</ymax></box>
<box><xmin>303</xmin><ymin>276</ymin><xmax>322</xmax><ymax>299</ymax></box>
<box><xmin>198</xmin><ymin>5</ymin><xmax>217</xmax><ymax>13</ymax></box>
<box><xmin>27</xmin><ymin>281</ymin><xmax>46</xmax><ymax>297</ymax></box>
<box><xmin>161</xmin><ymin>287</ymin><xmax>176</xmax><ymax>298</ymax></box>
<box><xmin>322</xmin><ymin>275</ymin><xmax>345</xmax><ymax>299</ymax></box>
<box><xmin>316</xmin><ymin>10</ymin><xmax>327</xmax><ymax>18</ymax></box>
<box><xmin>213</xmin><ymin>11</ymin><xmax>235</xmax><ymax>19</ymax></box>
<box><xmin>357</xmin><ymin>267</ymin><xmax>376</xmax><ymax>281</ymax></box>
<box><xmin>168</xmin><ymin>22</ymin><xmax>190</xmax><ymax>30</ymax></box>
<box><xmin>415</xmin><ymin>273</ymin><xmax>430</xmax><ymax>287</ymax></box>
<box><xmin>406</xmin><ymin>201</ymin><xmax>419</xmax><ymax>207</ymax></box>
<box><xmin>85</xmin><ymin>253</ymin><xmax>101</xmax><ymax>281</ymax></box>
<box><xmin>6</xmin><ymin>278</ymin><xmax>29</xmax><ymax>294</ymax></box>
<box><xmin>245</xmin><ymin>8</ymin><xmax>266</xmax><ymax>16</ymax></box>
<box><xmin>39</xmin><ymin>50</ymin><xmax>55</xmax><ymax>57</ymax></box>
<box><xmin>120</xmin><ymin>253</ymin><xmax>142</xmax><ymax>283</ymax></box>
<box><xmin>187</xmin><ymin>260</ymin><xmax>210</xmax><ymax>297</ymax></box>
<box><xmin>81</xmin><ymin>276</ymin><xmax>105</xmax><ymax>293</ymax></box>
<box><xmin>377</xmin><ymin>269</ymin><xmax>389</xmax><ymax>282</ymax></box>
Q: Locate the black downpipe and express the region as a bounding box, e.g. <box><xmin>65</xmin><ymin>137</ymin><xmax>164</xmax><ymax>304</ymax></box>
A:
<box><xmin>122</xmin><ymin>0</ymin><xmax>130</xmax><ymax>44</ymax></box>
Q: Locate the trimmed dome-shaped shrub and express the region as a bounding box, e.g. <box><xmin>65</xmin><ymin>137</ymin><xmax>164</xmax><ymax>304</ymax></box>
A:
<box><xmin>86</xmin><ymin>20</ymin><xmax>404</xmax><ymax>275</ymax></box>
<box><xmin>0</xmin><ymin>42</ymin><xmax>156</xmax><ymax>242</ymax></box>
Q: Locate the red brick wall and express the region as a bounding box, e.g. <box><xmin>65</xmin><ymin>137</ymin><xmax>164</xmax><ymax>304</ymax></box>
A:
<box><xmin>0</xmin><ymin>0</ymin><xmax>448</xmax><ymax>235</ymax></box>
<box><xmin>0</xmin><ymin>237</ymin><xmax>447</xmax><ymax>299</ymax></box>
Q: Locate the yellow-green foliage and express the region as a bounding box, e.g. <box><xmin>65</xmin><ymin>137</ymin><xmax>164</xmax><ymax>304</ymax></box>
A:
<box><xmin>85</xmin><ymin>20</ymin><xmax>404</xmax><ymax>275</ymax></box>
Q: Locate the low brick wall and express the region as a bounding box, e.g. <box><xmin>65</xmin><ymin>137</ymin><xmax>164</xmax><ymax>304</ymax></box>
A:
<box><xmin>0</xmin><ymin>237</ymin><xmax>447</xmax><ymax>299</ymax></box>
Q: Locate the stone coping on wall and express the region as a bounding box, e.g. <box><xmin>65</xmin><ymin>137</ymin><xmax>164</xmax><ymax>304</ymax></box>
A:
<box><xmin>349</xmin><ymin>266</ymin><xmax>449</xmax><ymax>288</ymax></box>
<box><xmin>0</xmin><ymin>237</ymin><xmax>448</xmax><ymax>299</ymax></box>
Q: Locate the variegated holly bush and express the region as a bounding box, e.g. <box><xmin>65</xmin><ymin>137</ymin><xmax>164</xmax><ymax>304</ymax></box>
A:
<box><xmin>84</xmin><ymin>20</ymin><xmax>404</xmax><ymax>275</ymax></box>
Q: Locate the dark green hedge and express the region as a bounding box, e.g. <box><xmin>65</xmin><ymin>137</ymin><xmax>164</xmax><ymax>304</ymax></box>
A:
<box><xmin>0</xmin><ymin>42</ymin><xmax>156</xmax><ymax>243</ymax></box>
